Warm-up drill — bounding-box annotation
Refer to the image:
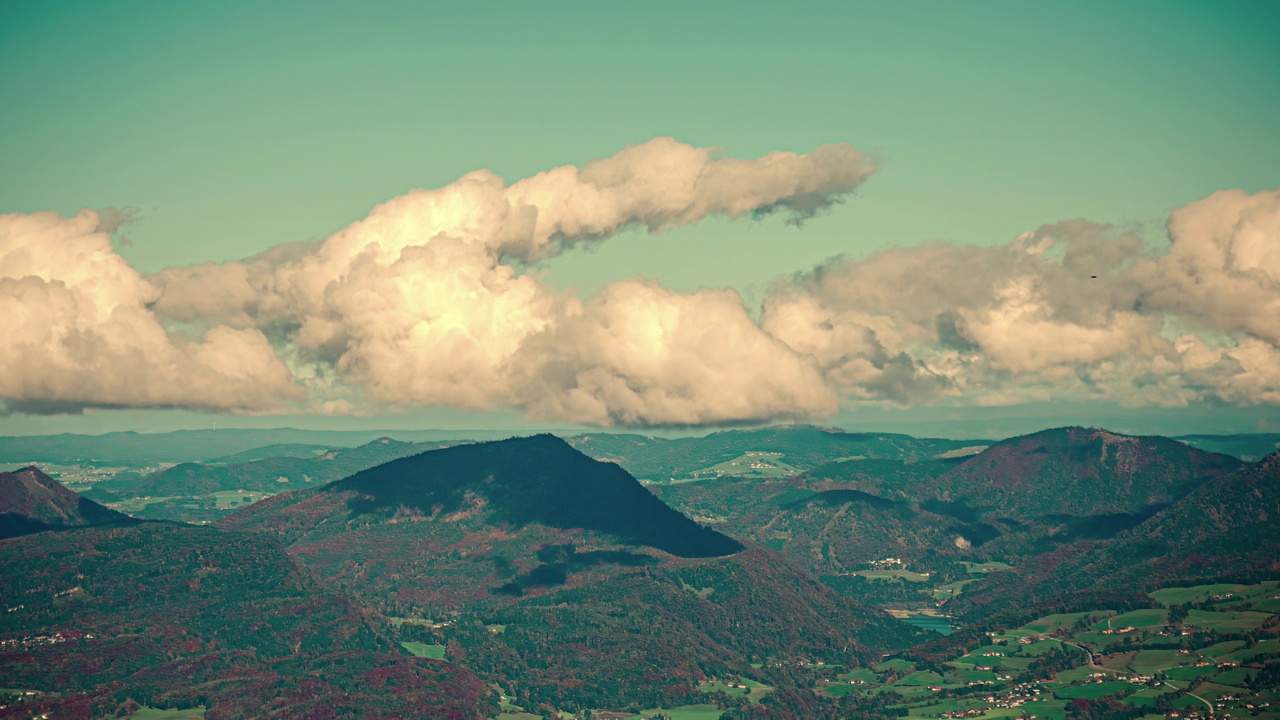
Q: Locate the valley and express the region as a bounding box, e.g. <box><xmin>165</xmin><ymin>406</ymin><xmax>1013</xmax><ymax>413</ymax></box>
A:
<box><xmin>1</xmin><ymin>424</ymin><xmax>1278</xmax><ymax>719</ymax></box>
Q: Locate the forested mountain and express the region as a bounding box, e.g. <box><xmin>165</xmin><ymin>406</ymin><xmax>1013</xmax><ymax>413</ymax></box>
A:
<box><xmin>567</xmin><ymin>424</ymin><xmax>977</xmax><ymax>481</ymax></box>
<box><xmin>223</xmin><ymin>435</ymin><xmax>916</xmax><ymax>709</ymax></box>
<box><xmin>0</xmin><ymin>521</ymin><xmax>493</xmax><ymax>719</ymax></box>
<box><xmin>926</xmin><ymin>427</ymin><xmax>1241</xmax><ymax>521</ymax></box>
<box><xmin>0</xmin><ymin>466</ymin><xmax>130</xmax><ymax>539</ymax></box>
<box><xmin>86</xmin><ymin>438</ymin><xmax>456</xmax><ymax>501</ymax></box>
<box><xmin>0</xmin><ymin>427</ymin><xmax>501</xmax><ymax>465</ymax></box>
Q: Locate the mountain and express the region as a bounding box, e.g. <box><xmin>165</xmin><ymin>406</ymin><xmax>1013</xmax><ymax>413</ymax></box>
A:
<box><xmin>83</xmin><ymin>438</ymin><xmax>458</xmax><ymax>523</ymax></box>
<box><xmin>650</xmin><ymin>459</ymin><xmax>966</xmax><ymax>570</ymax></box>
<box><xmin>0</xmin><ymin>522</ymin><xmax>493</xmax><ymax>719</ymax></box>
<box><xmin>0</xmin><ymin>427</ymin><xmax>507</xmax><ymax>465</ymax></box>
<box><xmin>0</xmin><ymin>466</ymin><xmax>130</xmax><ymax>539</ymax></box>
<box><xmin>223</xmin><ymin>435</ymin><xmax>916</xmax><ymax>710</ymax></box>
<box><xmin>567</xmin><ymin>424</ymin><xmax>979</xmax><ymax>481</ymax></box>
<box><xmin>1176</xmin><ymin>432</ymin><xmax>1280</xmax><ymax>461</ymax></box>
<box><xmin>928</xmin><ymin>427</ymin><xmax>1242</xmax><ymax>521</ymax></box>
<box><xmin>947</xmin><ymin>452</ymin><xmax>1280</xmax><ymax>622</ymax></box>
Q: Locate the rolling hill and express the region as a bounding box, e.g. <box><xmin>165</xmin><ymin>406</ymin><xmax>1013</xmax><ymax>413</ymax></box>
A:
<box><xmin>567</xmin><ymin>424</ymin><xmax>978</xmax><ymax>481</ymax></box>
<box><xmin>83</xmin><ymin>438</ymin><xmax>459</xmax><ymax>523</ymax></box>
<box><xmin>928</xmin><ymin>427</ymin><xmax>1242</xmax><ymax>521</ymax></box>
<box><xmin>947</xmin><ymin>451</ymin><xmax>1280</xmax><ymax>622</ymax></box>
<box><xmin>0</xmin><ymin>466</ymin><xmax>130</xmax><ymax>539</ymax></box>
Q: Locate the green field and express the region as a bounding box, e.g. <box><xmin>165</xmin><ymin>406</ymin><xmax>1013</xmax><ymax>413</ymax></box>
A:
<box><xmin>1127</xmin><ymin>649</ymin><xmax>1191</xmax><ymax>676</ymax></box>
<box><xmin>698</xmin><ymin>678</ymin><xmax>772</xmax><ymax>702</ymax></box>
<box><xmin>210</xmin><ymin>490</ymin><xmax>274</xmax><ymax>509</ymax></box>
<box><xmin>933</xmin><ymin>578</ymin><xmax>978</xmax><ymax>600</ymax></box>
<box><xmin>128</xmin><ymin>709</ymin><xmax>207</xmax><ymax>719</ymax></box>
<box><xmin>1055</xmin><ymin>680</ymin><xmax>1141</xmax><ymax>699</ymax></box>
<box><xmin>961</xmin><ymin>561</ymin><xmax>1013</xmax><ymax>574</ymax></box>
<box><xmin>1149</xmin><ymin>581</ymin><xmax>1280</xmax><ymax>607</ymax></box>
<box><xmin>856</xmin><ymin>569</ymin><xmax>932</xmax><ymax>582</ymax></box>
<box><xmin>626</xmin><ymin>704</ymin><xmax>723</xmax><ymax>719</ymax></box>
<box><xmin>1183</xmin><ymin>608</ymin><xmax>1271</xmax><ymax>631</ymax></box>
<box><xmin>686</xmin><ymin>452</ymin><xmax>800</xmax><ymax>480</ymax></box>
<box><xmin>399</xmin><ymin>641</ymin><xmax>445</xmax><ymax>659</ymax></box>
<box><xmin>1092</xmin><ymin>608</ymin><xmax>1167</xmax><ymax>631</ymax></box>
<box><xmin>1023</xmin><ymin>611</ymin><xmax>1110</xmax><ymax>634</ymax></box>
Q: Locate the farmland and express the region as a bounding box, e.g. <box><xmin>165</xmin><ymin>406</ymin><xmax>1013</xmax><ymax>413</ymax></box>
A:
<box><xmin>812</xmin><ymin>581</ymin><xmax>1280</xmax><ymax>720</ymax></box>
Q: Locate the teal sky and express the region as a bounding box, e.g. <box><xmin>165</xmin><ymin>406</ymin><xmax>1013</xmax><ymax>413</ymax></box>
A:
<box><xmin>2</xmin><ymin>0</ymin><xmax>1278</xmax><ymax>437</ymax></box>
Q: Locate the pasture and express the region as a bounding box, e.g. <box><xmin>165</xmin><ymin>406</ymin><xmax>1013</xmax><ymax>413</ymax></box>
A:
<box><xmin>960</xmin><ymin>561</ymin><xmax>1012</xmax><ymax>574</ymax></box>
<box><xmin>1183</xmin><ymin>608</ymin><xmax>1270</xmax><ymax>632</ymax></box>
<box><xmin>698</xmin><ymin>678</ymin><xmax>772</xmax><ymax>702</ymax></box>
<box><xmin>625</xmin><ymin>704</ymin><xmax>723</xmax><ymax>719</ymax></box>
<box><xmin>399</xmin><ymin>641</ymin><xmax>446</xmax><ymax>659</ymax></box>
<box><xmin>1054</xmin><ymin>680</ymin><xmax>1140</xmax><ymax>699</ymax></box>
<box><xmin>128</xmin><ymin>709</ymin><xmax>207</xmax><ymax>719</ymax></box>
<box><xmin>857</xmin><ymin>569</ymin><xmax>932</xmax><ymax>582</ymax></box>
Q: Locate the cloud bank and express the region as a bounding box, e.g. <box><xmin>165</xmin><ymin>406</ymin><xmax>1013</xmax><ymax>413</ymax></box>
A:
<box><xmin>1</xmin><ymin>138</ymin><xmax>1276</xmax><ymax>424</ymax></box>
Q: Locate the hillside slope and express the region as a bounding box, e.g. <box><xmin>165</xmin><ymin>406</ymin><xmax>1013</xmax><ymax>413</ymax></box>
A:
<box><xmin>930</xmin><ymin>427</ymin><xmax>1241</xmax><ymax>521</ymax></box>
<box><xmin>0</xmin><ymin>466</ymin><xmax>130</xmax><ymax>539</ymax></box>
<box><xmin>568</xmin><ymin>424</ymin><xmax>976</xmax><ymax>481</ymax></box>
<box><xmin>951</xmin><ymin>452</ymin><xmax>1280</xmax><ymax>621</ymax></box>
<box><xmin>223</xmin><ymin>435</ymin><xmax>916</xmax><ymax>709</ymax></box>
<box><xmin>0</xmin><ymin>522</ymin><xmax>492</xmax><ymax>719</ymax></box>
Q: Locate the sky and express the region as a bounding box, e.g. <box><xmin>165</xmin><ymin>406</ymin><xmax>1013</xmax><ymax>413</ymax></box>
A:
<box><xmin>1</xmin><ymin>0</ymin><xmax>1278</xmax><ymax>438</ymax></box>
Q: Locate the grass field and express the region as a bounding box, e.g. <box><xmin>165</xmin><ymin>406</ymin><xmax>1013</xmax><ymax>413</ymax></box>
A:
<box><xmin>128</xmin><ymin>709</ymin><xmax>207</xmax><ymax>719</ymax></box>
<box><xmin>1149</xmin><ymin>581</ymin><xmax>1280</xmax><ymax>607</ymax></box>
<box><xmin>698</xmin><ymin>678</ymin><xmax>772</xmax><ymax>702</ymax></box>
<box><xmin>1127</xmin><ymin>649</ymin><xmax>1190</xmax><ymax>676</ymax></box>
<box><xmin>687</xmin><ymin>452</ymin><xmax>800</xmax><ymax>480</ymax></box>
<box><xmin>1023</xmin><ymin>611</ymin><xmax>1110</xmax><ymax>634</ymax></box>
<box><xmin>933</xmin><ymin>578</ymin><xmax>978</xmax><ymax>600</ymax></box>
<box><xmin>1091</xmin><ymin>608</ymin><xmax>1167</xmax><ymax>631</ymax></box>
<box><xmin>856</xmin><ymin>569</ymin><xmax>932</xmax><ymax>582</ymax></box>
<box><xmin>399</xmin><ymin>641</ymin><xmax>445</xmax><ymax>659</ymax></box>
<box><xmin>210</xmin><ymin>490</ymin><xmax>273</xmax><ymax>509</ymax></box>
<box><xmin>876</xmin><ymin>658</ymin><xmax>917</xmax><ymax>673</ymax></box>
<box><xmin>1054</xmin><ymin>680</ymin><xmax>1141</xmax><ymax>699</ymax></box>
<box><xmin>625</xmin><ymin>704</ymin><xmax>723</xmax><ymax>719</ymax></box>
<box><xmin>107</xmin><ymin>495</ymin><xmax>183</xmax><ymax>512</ymax></box>
<box><xmin>961</xmin><ymin>561</ymin><xmax>1013</xmax><ymax>574</ymax></box>
<box><xmin>1183</xmin><ymin>608</ymin><xmax>1271</xmax><ymax>631</ymax></box>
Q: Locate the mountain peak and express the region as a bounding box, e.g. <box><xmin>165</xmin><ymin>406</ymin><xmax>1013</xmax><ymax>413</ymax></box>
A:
<box><xmin>0</xmin><ymin>466</ymin><xmax>130</xmax><ymax>539</ymax></box>
<box><xmin>238</xmin><ymin>434</ymin><xmax>744</xmax><ymax>560</ymax></box>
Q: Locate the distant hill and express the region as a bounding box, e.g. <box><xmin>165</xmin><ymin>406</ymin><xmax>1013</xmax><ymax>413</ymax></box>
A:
<box><xmin>567</xmin><ymin>424</ymin><xmax>978</xmax><ymax>481</ymax></box>
<box><xmin>0</xmin><ymin>466</ymin><xmax>130</xmax><ymax>538</ymax></box>
<box><xmin>948</xmin><ymin>452</ymin><xmax>1280</xmax><ymax>621</ymax></box>
<box><xmin>929</xmin><ymin>427</ymin><xmax>1241</xmax><ymax>522</ymax></box>
<box><xmin>1176</xmin><ymin>432</ymin><xmax>1280</xmax><ymax>461</ymax></box>
<box><xmin>0</xmin><ymin>427</ymin><xmax>509</xmax><ymax>464</ymax></box>
<box><xmin>223</xmin><ymin>435</ymin><xmax>916</xmax><ymax>709</ymax></box>
<box><xmin>651</xmin><ymin>459</ymin><xmax>968</xmax><ymax>573</ymax></box>
<box><xmin>83</xmin><ymin>438</ymin><xmax>460</xmax><ymax>523</ymax></box>
<box><xmin>206</xmin><ymin>442</ymin><xmax>334</xmax><ymax>464</ymax></box>
<box><xmin>1053</xmin><ymin>451</ymin><xmax>1280</xmax><ymax>592</ymax></box>
<box><xmin>0</xmin><ymin>522</ymin><xmax>493</xmax><ymax>719</ymax></box>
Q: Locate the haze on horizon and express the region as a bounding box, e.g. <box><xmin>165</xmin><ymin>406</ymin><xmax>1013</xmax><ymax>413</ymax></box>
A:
<box><xmin>2</xmin><ymin>0</ymin><xmax>1279</xmax><ymax>439</ymax></box>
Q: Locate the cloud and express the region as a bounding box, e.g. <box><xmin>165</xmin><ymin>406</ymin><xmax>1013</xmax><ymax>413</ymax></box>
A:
<box><xmin>1134</xmin><ymin>188</ymin><xmax>1280</xmax><ymax>344</ymax></box>
<box><xmin>5</xmin><ymin>135</ymin><xmax>1276</xmax><ymax>424</ymax></box>
<box><xmin>512</xmin><ymin>279</ymin><xmax>838</xmax><ymax>426</ymax></box>
<box><xmin>763</xmin><ymin>197</ymin><xmax>1280</xmax><ymax>410</ymax></box>
<box><xmin>10</xmin><ymin>138</ymin><xmax>872</xmax><ymax>424</ymax></box>
<box><xmin>0</xmin><ymin>210</ymin><xmax>302</xmax><ymax>414</ymax></box>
